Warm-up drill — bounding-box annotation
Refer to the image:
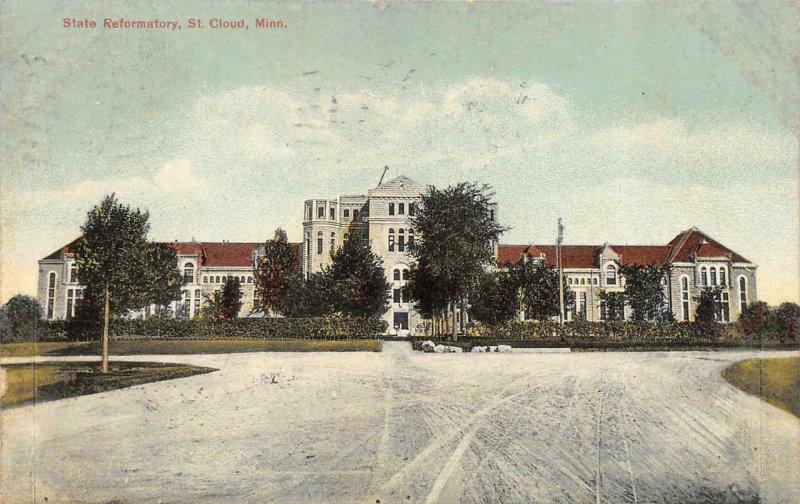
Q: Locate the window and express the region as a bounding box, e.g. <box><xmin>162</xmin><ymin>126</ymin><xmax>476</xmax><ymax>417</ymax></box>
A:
<box><xmin>306</xmin><ymin>203</ymin><xmax>312</xmax><ymax>221</ymax></box>
<box><xmin>317</xmin><ymin>206</ymin><xmax>324</xmax><ymax>218</ymax></box>
<box><xmin>47</xmin><ymin>272</ymin><xmax>56</xmax><ymax>319</ymax></box>
<box><xmin>388</xmin><ymin>228</ymin><xmax>395</xmax><ymax>252</ymax></box>
<box><xmin>408</xmin><ymin>233</ymin><xmax>414</xmax><ymax>249</ymax></box>
<box><xmin>344</xmin><ymin>209</ymin><xmax>350</xmax><ymax>219</ymax></box>
<box><xmin>330</xmin><ymin>236</ymin><xmax>335</xmax><ymax>252</ymax></box>
<box><xmin>403</xmin><ymin>269</ymin><xmax>410</xmax><ymax>281</ymax></box>
<box><xmin>681</xmin><ymin>276</ymin><xmax>691</xmax><ymax>321</ymax></box>
<box><xmin>247</xmin><ymin>276</ymin><xmax>253</xmax><ymax>283</ymax></box>
<box><xmin>599</xmin><ymin>302</ymin><xmax>606</xmax><ymax>321</ymax></box>
<box><xmin>720</xmin><ymin>292</ymin><xmax>730</xmax><ymax>322</ymax></box>
<box><xmin>194</xmin><ymin>289</ymin><xmax>201</xmax><ymax>317</ymax></box>
<box><xmin>580</xmin><ymin>278</ymin><xmax>585</xmax><ymax>285</ymax></box>
<box><xmin>393</xmin><ymin>288</ymin><xmax>401</xmax><ymax>303</ymax></box>
<box><xmin>353</xmin><ymin>210</ymin><xmax>359</xmax><ymax>221</ymax></box>
<box><xmin>710</xmin><ymin>267</ymin><xmax>717</xmax><ymax>286</ymax></box>
<box><xmin>222</xmin><ymin>276</ymin><xmax>227</xmax><ymax>283</ymax></box>
<box><xmin>719</xmin><ymin>267</ymin><xmax>727</xmax><ymax>286</ymax></box>
<box><xmin>701</xmin><ymin>267</ymin><xmax>708</xmax><ymax>286</ymax></box>
<box><xmin>739</xmin><ymin>276</ymin><xmax>747</xmax><ymax>311</ymax></box>
<box><xmin>409</xmin><ymin>203</ymin><xmax>416</xmax><ymax>216</ymax></box>
<box><xmin>606</xmin><ymin>265</ymin><xmax>617</xmax><ymax>285</ymax></box>
<box><xmin>568</xmin><ymin>277</ymin><xmax>573</xmax><ymax>285</ymax></box>
<box><xmin>389</xmin><ymin>203</ymin><xmax>395</xmax><ymax>216</ymax></box>
<box><xmin>66</xmin><ymin>288</ymin><xmax>77</xmax><ymax>319</ymax></box>
<box><xmin>398</xmin><ymin>229</ymin><xmax>405</xmax><ymax>252</ymax></box>
<box><xmin>203</xmin><ymin>276</ymin><xmax>208</xmax><ymax>283</ymax></box>
<box><xmin>399</xmin><ymin>203</ymin><xmax>405</xmax><ymax>215</ymax></box>
<box><xmin>580</xmin><ymin>292</ymin><xmax>587</xmax><ymax>320</ymax></box>
<box><xmin>317</xmin><ymin>236</ymin><xmax>323</xmax><ymax>255</ymax></box>
<box><xmin>69</xmin><ymin>263</ymin><xmax>77</xmax><ymax>283</ymax></box>
<box><xmin>306</xmin><ymin>238</ymin><xmax>311</xmax><ymax>256</ymax></box>
<box><xmin>394</xmin><ymin>269</ymin><xmax>401</xmax><ymax>281</ymax></box>
<box><xmin>330</xmin><ymin>208</ymin><xmax>335</xmax><ymax>220</ymax></box>
<box><xmin>183</xmin><ymin>263</ymin><xmax>195</xmax><ymax>284</ymax></box>
<box><xmin>593</xmin><ymin>278</ymin><xmax>598</xmax><ymax>285</ymax></box>
<box><xmin>215</xmin><ymin>276</ymin><xmax>220</xmax><ymax>283</ymax></box>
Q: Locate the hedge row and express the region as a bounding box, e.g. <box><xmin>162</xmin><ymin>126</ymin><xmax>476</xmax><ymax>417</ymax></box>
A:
<box><xmin>466</xmin><ymin>320</ymin><xmax>739</xmax><ymax>344</ymax></box>
<box><xmin>99</xmin><ymin>317</ymin><xmax>388</xmax><ymax>341</ymax></box>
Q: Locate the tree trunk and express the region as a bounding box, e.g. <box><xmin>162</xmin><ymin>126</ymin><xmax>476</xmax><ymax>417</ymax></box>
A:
<box><xmin>102</xmin><ymin>283</ymin><xmax>110</xmax><ymax>374</ymax></box>
<box><xmin>451</xmin><ymin>302</ymin><xmax>458</xmax><ymax>342</ymax></box>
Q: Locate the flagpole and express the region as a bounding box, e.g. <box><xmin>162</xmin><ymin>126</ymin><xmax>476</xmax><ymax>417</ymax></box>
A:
<box><xmin>557</xmin><ymin>218</ymin><xmax>565</xmax><ymax>326</ymax></box>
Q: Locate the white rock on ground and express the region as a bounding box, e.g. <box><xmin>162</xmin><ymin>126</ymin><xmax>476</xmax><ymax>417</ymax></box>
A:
<box><xmin>1</xmin><ymin>343</ymin><xmax>798</xmax><ymax>503</ymax></box>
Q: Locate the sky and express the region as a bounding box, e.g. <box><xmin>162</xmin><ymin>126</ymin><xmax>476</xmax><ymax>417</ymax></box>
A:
<box><xmin>1</xmin><ymin>1</ymin><xmax>798</xmax><ymax>305</ymax></box>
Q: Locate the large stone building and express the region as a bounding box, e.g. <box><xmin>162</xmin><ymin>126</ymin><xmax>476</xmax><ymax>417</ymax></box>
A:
<box><xmin>497</xmin><ymin>227</ymin><xmax>757</xmax><ymax>323</ymax></box>
<box><xmin>37</xmin><ymin>175</ymin><xmax>756</xmax><ymax>332</ymax></box>
<box><xmin>38</xmin><ymin>238</ymin><xmax>300</xmax><ymax>320</ymax></box>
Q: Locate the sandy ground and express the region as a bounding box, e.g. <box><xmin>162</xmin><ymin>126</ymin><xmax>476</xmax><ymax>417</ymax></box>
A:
<box><xmin>1</xmin><ymin>343</ymin><xmax>798</xmax><ymax>504</ymax></box>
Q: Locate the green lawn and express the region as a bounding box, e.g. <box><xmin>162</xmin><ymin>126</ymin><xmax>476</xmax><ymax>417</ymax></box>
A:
<box><xmin>1</xmin><ymin>361</ymin><xmax>217</xmax><ymax>408</ymax></box>
<box><xmin>722</xmin><ymin>357</ymin><xmax>800</xmax><ymax>419</ymax></box>
<box><xmin>1</xmin><ymin>339</ymin><xmax>382</xmax><ymax>357</ymax></box>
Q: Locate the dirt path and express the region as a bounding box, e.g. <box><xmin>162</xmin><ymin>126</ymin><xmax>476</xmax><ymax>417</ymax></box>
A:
<box><xmin>2</xmin><ymin>344</ymin><xmax>797</xmax><ymax>503</ymax></box>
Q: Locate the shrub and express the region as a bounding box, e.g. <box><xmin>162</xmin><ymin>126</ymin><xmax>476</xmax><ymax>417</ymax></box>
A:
<box><xmin>105</xmin><ymin>316</ymin><xmax>388</xmax><ymax>341</ymax></box>
<box><xmin>0</xmin><ymin>295</ymin><xmax>43</xmax><ymax>342</ymax></box>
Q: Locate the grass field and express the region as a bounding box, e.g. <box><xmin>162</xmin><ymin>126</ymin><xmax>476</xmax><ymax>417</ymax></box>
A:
<box><xmin>723</xmin><ymin>357</ymin><xmax>800</xmax><ymax>418</ymax></box>
<box><xmin>1</xmin><ymin>339</ymin><xmax>382</xmax><ymax>358</ymax></box>
<box><xmin>1</xmin><ymin>361</ymin><xmax>217</xmax><ymax>408</ymax></box>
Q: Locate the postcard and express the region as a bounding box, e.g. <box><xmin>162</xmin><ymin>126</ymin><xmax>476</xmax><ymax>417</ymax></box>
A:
<box><xmin>1</xmin><ymin>1</ymin><xmax>798</xmax><ymax>503</ymax></box>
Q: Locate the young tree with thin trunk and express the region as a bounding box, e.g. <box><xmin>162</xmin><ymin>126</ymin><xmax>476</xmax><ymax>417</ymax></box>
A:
<box><xmin>75</xmin><ymin>194</ymin><xmax>152</xmax><ymax>373</ymax></box>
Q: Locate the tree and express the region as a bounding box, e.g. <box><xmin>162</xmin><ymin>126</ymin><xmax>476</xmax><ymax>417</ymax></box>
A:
<box><xmin>143</xmin><ymin>243</ymin><xmax>182</xmax><ymax>315</ymax></box>
<box><xmin>201</xmin><ymin>278</ymin><xmax>243</xmax><ymax>320</ymax></box>
<box><xmin>695</xmin><ymin>286</ymin><xmax>723</xmax><ymax>324</ymax></box>
<box><xmin>0</xmin><ymin>295</ymin><xmax>42</xmax><ymax>343</ymax></box>
<box><xmin>773</xmin><ymin>302</ymin><xmax>800</xmax><ymax>343</ymax></box>
<box><xmin>67</xmin><ymin>287</ymin><xmax>104</xmax><ymax>341</ymax></box>
<box><xmin>468</xmin><ymin>270</ymin><xmax>519</xmax><ymax>326</ymax></box>
<box><xmin>737</xmin><ymin>301</ymin><xmax>770</xmax><ymax>339</ymax></box>
<box><xmin>409</xmin><ymin>182</ymin><xmax>507</xmax><ymax>340</ymax></box>
<box><xmin>324</xmin><ymin>231</ymin><xmax>389</xmax><ymax>318</ymax></box>
<box><xmin>76</xmin><ymin>194</ymin><xmax>153</xmax><ymax>373</ymax></box>
<box><xmin>599</xmin><ymin>291</ymin><xmax>626</xmax><ymax>321</ymax></box>
<box><xmin>281</xmin><ymin>274</ymin><xmax>332</xmax><ymax>318</ymax></box>
<box><xmin>254</xmin><ymin>228</ymin><xmax>299</xmax><ymax>316</ymax></box>
<box><xmin>407</xmin><ymin>258</ymin><xmax>450</xmax><ymax>336</ymax></box>
<box><xmin>512</xmin><ymin>260</ymin><xmax>570</xmax><ymax>321</ymax></box>
<box><xmin>619</xmin><ymin>264</ymin><xmax>673</xmax><ymax>323</ymax></box>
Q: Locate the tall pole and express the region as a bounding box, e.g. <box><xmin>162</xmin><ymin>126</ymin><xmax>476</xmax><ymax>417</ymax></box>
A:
<box><xmin>557</xmin><ymin>218</ymin><xmax>565</xmax><ymax>326</ymax></box>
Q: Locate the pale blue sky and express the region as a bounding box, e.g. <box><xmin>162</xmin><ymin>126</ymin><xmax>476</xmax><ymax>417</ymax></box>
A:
<box><xmin>1</xmin><ymin>1</ymin><xmax>797</xmax><ymax>304</ymax></box>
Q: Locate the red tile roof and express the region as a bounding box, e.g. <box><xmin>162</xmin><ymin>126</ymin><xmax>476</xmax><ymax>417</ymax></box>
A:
<box><xmin>498</xmin><ymin>227</ymin><xmax>752</xmax><ymax>269</ymax></box>
<box><xmin>42</xmin><ymin>239</ymin><xmax>301</xmax><ymax>270</ymax></box>
<box><xmin>667</xmin><ymin>228</ymin><xmax>750</xmax><ymax>263</ymax></box>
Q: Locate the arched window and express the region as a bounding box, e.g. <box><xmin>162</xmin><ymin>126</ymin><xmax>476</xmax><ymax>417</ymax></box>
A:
<box><xmin>593</xmin><ymin>278</ymin><xmax>598</xmax><ymax>285</ymax></box>
<box><xmin>247</xmin><ymin>276</ymin><xmax>253</xmax><ymax>283</ymax></box>
<box><xmin>403</xmin><ymin>269</ymin><xmax>410</xmax><ymax>281</ymax></box>
<box><xmin>580</xmin><ymin>278</ymin><xmax>585</xmax><ymax>285</ymax></box>
<box><xmin>183</xmin><ymin>262</ymin><xmax>195</xmax><ymax>284</ymax></box>
<box><xmin>739</xmin><ymin>276</ymin><xmax>747</xmax><ymax>311</ymax></box>
<box><xmin>203</xmin><ymin>276</ymin><xmax>208</xmax><ymax>283</ymax></box>
<box><xmin>701</xmin><ymin>267</ymin><xmax>708</xmax><ymax>286</ymax></box>
<box><xmin>606</xmin><ymin>265</ymin><xmax>617</xmax><ymax>285</ymax></box>
<box><xmin>393</xmin><ymin>269</ymin><xmax>401</xmax><ymax>281</ymax></box>
<box><xmin>681</xmin><ymin>276</ymin><xmax>691</xmax><ymax>321</ymax></box>
<box><xmin>719</xmin><ymin>267</ymin><xmax>727</xmax><ymax>286</ymax></box>
<box><xmin>388</xmin><ymin>228</ymin><xmax>395</xmax><ymax>252</ymax></box>
<box><xmin>215</xmin><ymin>276</ymin><xmax>220</xmax><ymax>283</ymax></box>
<box><xmin>222</xmin><ymin>276</ymin><xmax>227</xmax><ymax>283</ymax></box>
<box><xmin>710</xmin><ymin>267</ymin><xmax>717</xmax><ymax>286</ymax></box>
<box><xmin>330</xmin><ymin>232</ymin><xmax>336</xmax><ymax>253</ymax></box>
<box><xmin>317</xmin><ymin>231</ymin><xmax>323</xmax><ymax>255</ymax></box>
<box><xmin>389</xmin><ymin>203</ymin><xmax>395</xmax><ymax>216</ymax></box>
<box><xmin>47</xmin><ymin>272</ymin><xmax>56</xmax><ymax>319</ymax></box>
<box><xmin>568</xmin><ymin>277</ymin><xmax>573</xmax><ymax>285</ymax></box>
<box><xmin>398</xmin><ymin>229</ymin><xmax>406</xmax><ymax>252</ymax></box>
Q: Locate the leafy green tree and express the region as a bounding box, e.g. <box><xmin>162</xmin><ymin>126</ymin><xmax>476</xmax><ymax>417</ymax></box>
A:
<box><xmin>468</xmin><ymin>270</ymin><xmax>519</xmax><ymax>326</ymax></box>
<box><xmin>76</xmin><ymin>194</ymin><xmax>152</xmax><ymax>372</ymax></box>
<box><xmin>407</xmin><ymin>258</ymin><xmax>450</xmax><ymax>336</ymax></box>
<box><xmin>409</xmin><ymin>182</ymin><xmax>507</xmax><ymax>340</ymax></box>
<box><xmin>773</xmin><ymin>302</ymin><xmax>800</xmax><ymax>342</ymax></box>
<box><xmin>281</xmin><ymin>274</ymin><xmax>332</xmax><ymax>318</ymax></box>
<box><xmin>737</xmin><ymin>301</ymin><xmax>770</xmax><ymax>339</ymax></box>
<box><xmin>512</xmin><ymin>260</ymin><xmax>570</xmax><ymax>321</ymax></box>
<box><xmin>0</xmin><ymin>295</ymin><xmax>42</xmax><ymax>343</ymax></box>
<box><xmin>599</xmin><ymin>291</ymin><xmax>626</xmax><ymax>321</ymax></box>
<box><xmin>201</xmin><ymin>278</ymin><xmax>243</xmax><ymax>320</ymax></box>
<box><xmin>695</xmin><ymin>286</ymin><xmax>723</xmax><ymax>324</ymax></box>
<box><xmin>619</xmin><ymin>264</ymin><xmax>673</xmax><ymax>323</ymax></box>
<box><xmin>324</xmin><ymin>231</ymin><xmax>389</xmax><ymax>318</ymax></box>
<box><xmin>255</xmin><ymin>228</ymin><xmax>299</xmax><ymax>316</ymax></box>
<box><xmin>66</xmin><ymin>287</ymin><xmax>104</xmax><ymax>341</ymax></box>
<box><xmin>144</xmin><ymin>243</ymin><xmax>182</xmax><ymax>315</ymax></box>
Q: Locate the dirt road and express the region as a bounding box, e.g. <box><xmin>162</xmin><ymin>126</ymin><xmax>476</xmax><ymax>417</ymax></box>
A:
<box><xmin>2</xmin><ymin>343</ymin><xmax>797</xmax><ymax>503</ymax></box>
